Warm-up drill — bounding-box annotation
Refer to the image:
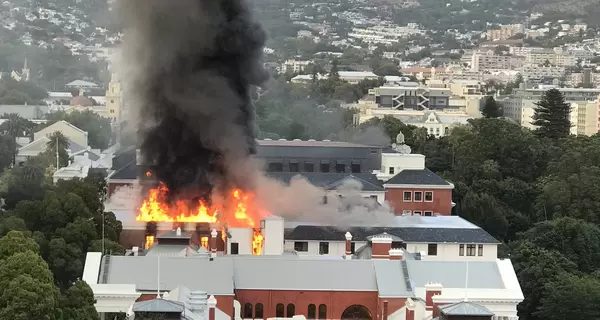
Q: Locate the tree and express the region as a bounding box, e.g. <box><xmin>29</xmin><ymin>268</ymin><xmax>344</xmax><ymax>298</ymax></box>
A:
<box><xmin>0</xmin><ymin>251</ymin><xmax>54</xmax><ymax>287</ymax></box>
<box><xmin>0</xmin><ymin>275</ymin><xmax>58</xmax><ymax>320</ymax></box>
<box><xmin>329</xmin><ymin>59</ymin><xmax>340</xmax><ymax>82</ymax></box>
<box><xmin>0</xmin><ymin>231</ymin><xmax>39</xmax><ymax>261</ymax></box>
<box><xmin>59</xmin><ymin>281</ymin><xmax>100</xmax><ymax>320</ymax></box>
<box><xmin>46</xmin><ymin>130</ymin><xmax>70</xmax><ymax>168</ymax></box>
<box><xmin>481</xmin><ymin>96</ymin><xmax>502</xmax><ymax>118</ymax></box>
<box><xmin>45</xmin><ymin>110</ymin><xmax>112</xmax><ymax>149</ymax></box>
<box><xmin>511</xmin><ymin>241</ymin><xmax>578</xmax><ymax>320</ymax></box>
<box><xmin>537</xmin><ymin>273</ymin><xmax>600</xmax><ymax>320</ymax></box>
<box><xmin>0</xmin><ymin>134</ymin><xmax>14</xmax><ymax>171</ymax></box>
<box><xmin>532</xmin><ymin>89</ymin><xmax>571</xmax><ymax>139</ymax></box>
<box><xmin>0</xmin><ymin>215</ymin><xmax>28</xmax><ymax>236</ymax></box>
<box><xmin>0</xmin><ymin>113</ymin><xmax>34</xmax><ymax>165</ymax></box>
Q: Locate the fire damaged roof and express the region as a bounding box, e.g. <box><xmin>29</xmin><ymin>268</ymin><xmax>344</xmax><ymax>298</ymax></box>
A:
<box><xmin>384</xmin><ymin>168</ymin><xmax>451</xmax><ymax>186</ymax></box>
<box><xmin>266</xmin><ymin>172</ymin><xmax>385</xmax><ymax>192</ymax></box>
<box><xmin>284</xmin><ymin>226</ymin><xmax>499</xmax><ymax>244</ymax></box>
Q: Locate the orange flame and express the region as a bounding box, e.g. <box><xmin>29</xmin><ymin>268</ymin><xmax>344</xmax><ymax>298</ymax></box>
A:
<box><xmin>136</xmin><ymin>184</ymin><xmax>263</xmax><ymax>228</ymax></box>
<box><xmin>146</xmin><ymin>171</ymin><xmax>152</xmax><ymax>177</ymax></box>
<box><xmin>145</xmin><ymin>235</ymin><xmax>155</xmax><ymax>249</ymax></box>
<box><xmin>252</xmin><ymin>229</ymin><xmax>264</xmax><ymax>255</ymax></box>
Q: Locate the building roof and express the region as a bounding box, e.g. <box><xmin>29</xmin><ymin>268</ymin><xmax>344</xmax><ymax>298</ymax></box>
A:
<box><xmin>439</xmin><ymin>301</ymin><xmax>495</xmax><ymax>316</ymax></box>
<box><xmin>257</xmin><ymin>139</ymin><xmax>376</xmax><ymax>148</ymax></box>
<box><xmin>385</xmin><ymin>168</ymin><xmax>451</xmax><ymax>186</ymax></box>
<box><xmin>373</xmin><ymin>260</ymin><xmax>413</xmax><ymax>298</ymax></box>
<box><xmin>285</xmin><ymin>215</ymin><xmax>483</xmax><ymax>229</ymax></box>
<box><xmin>109</xmin><ymin>160</ymin><xmax>137</xmax><ymax>180</ymax></box>
<box><xmin>133</xmin><ymin>299</ymin><xmax>185</xmax><ymax>313</ymax></box>
<box><xmin>66</xmin><ymin>79</ymin><xmax>99</xmax><ymax>87</ymax></box>
<box><xmin>284</xmin><ymin>225</ymin><xmax>499</xmax><ymax>244</ymax></box>
<box><xmin>266</xmin><ymin>172</ymin><xmax>385</xmax><ymax>192</ymax></box>
<box><xmin>406</xmin><ymin>261</ymin><xmax>505</xmax><ymax>289</ymax></box>
<box><xmin>231</xmin><ymin>257</ymin><xmax>379</xmax><ymax>292</ymax></box>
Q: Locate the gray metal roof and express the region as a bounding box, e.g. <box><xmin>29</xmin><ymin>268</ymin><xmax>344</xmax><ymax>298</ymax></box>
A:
<box><xmin>385</xmin><ymin>168</ymin><xmax>450</xmax><ymax>186</ymax></box>
<box><xmin>104</xmin><ymin>256</ymin><xmax>235</xmax><ymax>295</ymax></box>
<box><xmin>373</xmin><ymin>260</ymin><xmax>414</xmax><ymax>298</ymax></box>
<box><xmin>133</xmin><ymin>299</ymin><xmax>185</xmax><ymax>313</ymax></box>
<box><xmin>406</xmin><ymin>261</ymin><xmax>505</xmax><ymax>289</ymax></box>
<box><xmin>440</xmin><ymin>301</ymin><xmax>494</xmax><ymax>316</ymax></box>
<box><xmin>145</xmin><ymin>244</ymin><xmax>189</xmax><ymax>257</ymax></box>
<box><xmin>267</xmin><ymin>172</ymin><xmax>384</xmax><ymax>192</ymax></box>
<box><xmin>232</xmin><ymin>257</ymin><xmax>378</xmax><ymax>291</ymax></box>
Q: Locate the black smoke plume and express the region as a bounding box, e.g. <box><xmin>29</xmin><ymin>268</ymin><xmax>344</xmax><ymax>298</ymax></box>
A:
<box><xmin>118</xmin><ymin>0</ymin><xmax>268</xmax><ymax>202</ymax></box>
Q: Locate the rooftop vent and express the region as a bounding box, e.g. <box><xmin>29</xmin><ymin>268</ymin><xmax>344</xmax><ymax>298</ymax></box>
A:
<box><xmin>308</xmin><ymin>139</ymin><xmax>316</xmax><ymax>141</ymax></box>
<box><xmin>278</xmin><ymin>139</ymin><xmax>287</xmax><ymax>141</ymax></box>
<box><xmin>293</xmin><ymin>139</ymin><xmax>301</xmax><ymax>141</ymax></box>
<box><xmin>264</xmin><ymin>138</ymin><xmax>272</xmax><ymax>141</ymax></box>
<box><xmin>188</xmin><ymin>290</ymin><xmax>209</xmax><ymax>311</ymax></box>
<box><xmin>323</xmin><ymin>139</ymin><xmax>331</xmax><ymax>142</ymax></box>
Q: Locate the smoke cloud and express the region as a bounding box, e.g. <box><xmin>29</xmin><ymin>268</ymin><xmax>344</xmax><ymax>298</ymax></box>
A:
<box><xmin>117</xmin><ymin>0</ymin><xmax>268</xmax><ymax>202</ymax></box>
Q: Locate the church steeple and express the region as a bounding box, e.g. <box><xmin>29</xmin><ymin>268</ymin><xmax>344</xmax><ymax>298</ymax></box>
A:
<box><xmin>106</xmin><ymin>73</ymin><xmax>122</xmax><ymax>123</ymax></box>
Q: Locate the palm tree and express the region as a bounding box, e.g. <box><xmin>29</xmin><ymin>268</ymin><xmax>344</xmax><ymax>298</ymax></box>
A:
<box><xmin>46</xmin><ymin>131</ymin><xmax>70</xmax><ymax>169</ymax></box>
<box><xmin>0</xmin><ymin>113</ymin><xmax>35</xmax><ymax>166</ymax></box>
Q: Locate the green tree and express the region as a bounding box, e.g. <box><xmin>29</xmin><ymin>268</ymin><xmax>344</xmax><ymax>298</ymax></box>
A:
<box><xmin>0</xmin><ymin>274</ymin><xmax>58</xmax><ymax>320</ymax></box>
<box><xmin>59</xmin><ymin>281</ymin><xmax>100</xmax><ymax>320</ymax></box>
<box><xmin>329</xmin><ymin>59</ymin><xmax>340</xmax><ymax>82</ymax></box>
<box><xmin>0</xmin><ymin>113</ymin><xmax>34</xmax><ymax>165</ymax></box>
<box><xmin>46</xmin><ymin>130</ymin><xmax>70</xmax><ymax>168</ymax></box>
<box><xmin>537</xmin><ymin>273</ymin><xmax>600</xmax><ymax>320</ymax></box>
<box><xmin>0</xmin><ymin>215</ymin><xmax>28</xmax><ymax>236</ymax></box>
<box><xmin>532</xmin><ymin>89</ymin><xmax>571</xmax><ymax>139</ymax></box>
<box><xmin>0</xmin><ymin>230</ymin><xmax>39</xmax><ymax>260</ymax></box>
<box><xmin>481</xmin><ymin>96</ymin><xmax>502</xmax><ymax>118</ymax></box>
<box><xmin>45</xmin><ymin>110</ymin><xmax>112</xmax><ymax>149</ymax></box>
<box><xmin>0</xmin><ymin>251</ymin><xmax>54</xmax><ymax>287</ymax></box>
<box><xmin>511</xmin><ymin>241</ymin><xmax>578</xmax><ymax>320</ymax></box>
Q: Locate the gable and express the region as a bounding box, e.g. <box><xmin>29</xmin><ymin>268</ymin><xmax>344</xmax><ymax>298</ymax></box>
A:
<box><xmin>34</xmin><ymin>121</ymin><xmax>88</xmax><ymax>147</ymax></box>
<box><xmin>18</xmin><ymin>137</ymin><xmax>50</xmax><ymax>155</ymax></box>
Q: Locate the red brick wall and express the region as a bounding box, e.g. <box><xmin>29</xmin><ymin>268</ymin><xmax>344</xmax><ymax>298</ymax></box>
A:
<box><xmin>372</xmin><ymin>242</ymin><xmax>391</xmax><ymax>258</ymax></box>
<box><xmin>235</xmin><ymin>289</ymin><xmax>378</xmax><ymax>319</ymax></box>
<box><xmin>119</xmin><ymin>229</ymin><xmax>146</xmax><ymax>249</ymax></box>
<box><xmin>385</xmin><ymin>188</ymin><xmax>452</xmax><ymax>216</ymax></box>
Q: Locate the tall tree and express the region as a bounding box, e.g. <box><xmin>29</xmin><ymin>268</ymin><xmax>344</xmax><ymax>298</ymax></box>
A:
<box><xmin>0</xmin><ymin>113</ymin><xmax>34</xmax><ymax>166</ymax></box>
<box><xmin>46</xmin><ymin>130</ymin><xmax>70</xmax><ymax>169</ymax></box>
<box><xmin>532</xmin><ymin>89</ymin><xmax>571</xmax><ymax>139</ymax></box>
<box><xmin>481</xmin><ymin>96</ymin><xmax>502</xmax><ymax>118</ymax></box>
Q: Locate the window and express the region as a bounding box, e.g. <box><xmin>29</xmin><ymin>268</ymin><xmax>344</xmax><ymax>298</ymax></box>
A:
<box><xmin>276</xmin><ymin>304</ymin><xmax>284</xmax><ymax>317</ymax></box>
<box><xmin>351</xmin><ymin>163</ymin><xmax>361</xmax><ymax>173</ymax></box>
<box><xmin>389</xmin><ymin>167</ymin><xmax>395</xmax><ymax>174</ymax></box>
<box><xmin>466</xmin><ymin>244</ymin><xmax>476</xmax><ymax>256</ymax></box>
<box><xmin>322</xmin><ymin>195</ymin><xmax>328</xmax><ymax>204</ymax></box>
<box><xmin>424</xmin><ymin>191</ymin><xmax>433</xmax><ymax>202</ymax></box>
<box><xmin>320</xmin><ymin>162</ymin><xmax>330</xmax><ymax>172</ymax></box>
<box><xmin>308</xmin><ymin>304</ymin><xmax>316</xmax><ymax>319</ymax></box>
<box><xmin>286</xmin><ymin>304</ymin><xmax>295</xmax><ymax>317</ymax></box>
<box><xmin>290</xmin><ymin>162</ymin><xmax>299</xmax><ymax>172</ymax></box>
<box><xmin>335</xmin><ymin>163</ymin><xmax>345</xmax><ymax>173</ymax></box>
<box><xmin>318</xmin><ymin>304</ymin><xmax>327</xmax><ymax>319</ymax></box>
<box><xmin>459</xmin><ymin>244</ymin><xmax>465</xmax><ymax>256</ymax></box>
<box><xmin>304</xmin><ymin>162</ymin><xmax>315</xmax><ymax>172</ymax></box>
<box><xmin>319</xmin><ymin>242</ymin><xmax>329</xmax><ymax>255</ymax></box>
<box><xmin>478</xmin><ymin>244</ymin><xmax>484</xmax><ymax>256</ymax></box>
<box><xmin>402</xmin><ymin>210</ymin><xmax>412</xmax><ymax>215</ymax></box>
<box><xmin>428</xmin><ymin>243</ymin><xmax>438</xmax><ymax>256</ymax></box>
<box><xmin>294</xmin><ymin>241</ymin><xmax>308</xmax><ymax>252</ymax></box>
<box><xmin>424</xmin><ymin>211</ymin><xmax>433</xmax><ymax>216</ymax></box>
<box><xmin>244</xmin><ymin>303</ymin><xmax>253</xmax><ymax>319</ymax></box>
<box><xmin>230</xmin><ymin>242</ymin><xmax>239</xmax><ymax>255</ymax></box>
<box><xmin>268</xmin><ymin>162</ymin><xmax>283</xmax><ymax>172</ymax></box>
<box><xmin>403</xmin><ymin>191</ymin><xmax>412</xmax><ymax>201</ymax></box>
<box><xmin>370</xmin><ymin>149</ymin><xmax>379</xmax><ymax>154</ymax></box>
<box><xmin>413</xmin><ymin>211</ymin><xmax>422</xmax><ymax>216</ymax></box>
<box><xmin>414</xmin><ymin>191</ymin><xmax>423</xmax><ymax>201</ymax></box>
<box><xmin>350</xmin><ymin>242</ymin><xmax>356</xmax><ymax>253</ymax></box>
<box><xmin>255</xmin><ymin>303</ymin><xmax>264</xmax><ymax>319</ymax></box>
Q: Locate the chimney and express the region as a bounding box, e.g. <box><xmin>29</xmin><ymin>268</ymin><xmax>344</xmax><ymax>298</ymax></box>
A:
<box><xmin>345</xmin><ymin>231</ymin><xmax>353</xmax><ymax>260</ymax></box>
<box><xmin>371</xmin><ymin>233</ymin><xmax>393</xmax><ymax>259</ymax></box>
<box><xmin>176</xmin><ymin>227</ymin><xmax>182</xmax><ymax>236</ymax></box>
<box><xmin>207</xmin><ymin>295</ymin><xmax>217</xmax><ymax>320</ymax></box>
<box><xmin>132</xmin><ymin>246</ymin><xmax>139</xmax><ymax>256</ymax></box>
<box><xmin>405</xmin><ymin>298</ymin><xmax>415</xmax><ymax>320</ymax></box>
<box><xmin>425</xmin><ymin>282</ymin><xmax>443</xmax><ymax>311</ymax></box>
<box><xmin>382</xmin><ymin>300</ymin><xmax>389</xmax><ymax>320</ymax></box>
<box><xmin>389</xmin><ymin>249</ymin><xmax>404</xmax><ymax>260</ymax></box>
<box><xmin>210</xmin><ymin>228</ymin><xmax>217</xmax><ymax>259</ymax></box>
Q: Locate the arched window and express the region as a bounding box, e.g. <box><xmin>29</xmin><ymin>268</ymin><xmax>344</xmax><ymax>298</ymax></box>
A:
<box><xmin>318</xmin><ymin>304</ymin><xmax>327</xmax><ymax>319</ymax></box>
<box><xmin>341</xmin><ymin>305</ymin><xmax>372</xmax><ymax>320</ymax></box>
<box><xmin>307</xmin><ymin>304</ymin><xmax>316</xmax><ymax>319</ymax></box>
<box><xmin>287</xmin><ymin>304</ymin><xmax>296</xmax><ymax>317</ymax></box>
<box><xmin>255</xmin><ymin>303</ymin><xmax>264</xmax><ymax>319</ymax></box>
<box><xmin>243</xmin><ymin>303</ymin><xmax>253</xmax><ymax>319</ymax></box>
<box><xmin>276</xmin><ymin>304</ymin><xmax>284</xmax><ymax>317</ymax></box>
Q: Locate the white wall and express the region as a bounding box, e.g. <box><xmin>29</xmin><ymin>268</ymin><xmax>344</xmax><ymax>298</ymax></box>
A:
<box><xmin>284</xmin><ymin>240</ymin><xmax>368</xmax><ymax>256</ymax></box>
<box><xmin>263</xmin><ymin>217</ymin><xmax>284</xmax><ymax>255</ymax></box>
<box><xmin>406</xmin><ymin>243</ymin><xmax>498</xmax><ymax>261</ymax></box>
<box><xmin>378</xmin><ymin>153</ymin><xmax>425</xmax><ymax>181</ymax></box>
<box><xmin>229</xmin><ymin>228</ymin><xmax>253</xmax><ymax>255</ymax></box>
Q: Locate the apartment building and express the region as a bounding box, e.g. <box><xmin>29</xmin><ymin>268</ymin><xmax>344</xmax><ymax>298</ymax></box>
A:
<box><xmin>500</xmin><ymin>88</ymin><xmax>600</xmax><ymax>132</ymax></box>
<box><xmin>279</xmin><ymin>59</ymin><xmax>312</xmax><ymax>73</ymax></box>
<box><xmin>486</xmin><ymin>24</ymin><xmax>524</xmax><ymax>41</ymax></box>
<box><xmin>366</xmin><ymin>85</ymin><xmax>449</xmax><ymax>110</ymax></box>
<box><xmin>471</xmin><ymin>51</ymin><xmax>524</xmax><ymax>72</ymax></box>
<box><xmin>570</xmin><ymin>100</ymin><xmax>600</xmax><ymax>136</ymax></box>
<box><xmin>525</xmin><ymin>48</ymin><xmax>556</xmax><ymax>65</ymax></box>
<box><xmin>519</xmin><ymin>66</ymin><xmax>566</xmax><ymax>81</ymax></box>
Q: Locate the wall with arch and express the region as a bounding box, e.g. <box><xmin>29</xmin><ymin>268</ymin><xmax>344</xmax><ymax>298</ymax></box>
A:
<box><xmin>234</xmin><ymin>289</ymin><xmax>378</xmax><ymax>319</ymax></box>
